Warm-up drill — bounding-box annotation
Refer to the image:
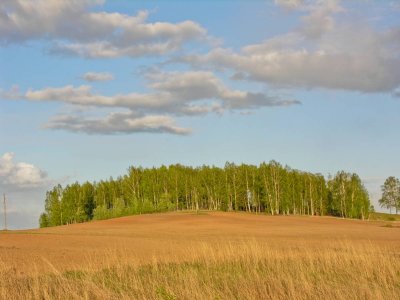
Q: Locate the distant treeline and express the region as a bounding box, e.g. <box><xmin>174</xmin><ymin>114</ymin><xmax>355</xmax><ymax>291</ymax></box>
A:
<box><xmin>39</xmin><ymin>161</ymin><xmax>371</xmax><ymax>227</ymax></box>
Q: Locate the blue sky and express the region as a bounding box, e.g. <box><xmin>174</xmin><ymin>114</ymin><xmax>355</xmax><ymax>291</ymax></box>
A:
<box><xmin>1</xmin><ymin>0</ymin><xmax>400</xmax><ymax>228</ymax></box>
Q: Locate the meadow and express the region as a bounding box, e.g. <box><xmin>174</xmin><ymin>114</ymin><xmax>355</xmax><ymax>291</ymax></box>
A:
<box><xmin>1</xmin><ymin>212</ymin><xmax>399</xmax><ymax>299</ymax></box>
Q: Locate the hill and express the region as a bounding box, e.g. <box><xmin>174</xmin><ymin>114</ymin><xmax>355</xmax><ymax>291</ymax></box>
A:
<box><xmin>39</xmin><ymin>162</ymin><xmax>372</xmax><ymax>228</ymax></box>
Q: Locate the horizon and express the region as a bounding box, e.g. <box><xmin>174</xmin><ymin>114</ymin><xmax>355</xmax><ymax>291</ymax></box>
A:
<box><xmin>1</xmin><ymin>0</ymin><xmax>400</xmax><ymax>229</ymax></box>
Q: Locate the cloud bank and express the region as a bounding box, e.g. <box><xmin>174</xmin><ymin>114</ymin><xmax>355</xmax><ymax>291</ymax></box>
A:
<box><xmin>181</xmin><ymin>0</ymin><xmax>400</xmax><ymax>94</ymax></box>
<box><xmin>3</xmin><ymin>70</ymin><xmax>299</xmax><ymax>135</ymax></box>
<box><xmin>0</xmin><ymin>0</ymin><xmax>207</xmax><ymax>58</ymax></box>
<box><xmin>1</xmin><ymin>0</ymin><xmax>399</xmax><ymax>136</ymax></box>
<box><xmin>45</xmin><ymin>113</ymin><xmax>191</xmax><ymax>135</ymax></box>
<box><xmin>17</xmin><ymin>71</ymin><xmax>298</xmax><ymax>112</ymax></box>
<box><xmin>0</xmin><ymin>153</ymin><xmax>47</xmax><ymax>188</ymax></box>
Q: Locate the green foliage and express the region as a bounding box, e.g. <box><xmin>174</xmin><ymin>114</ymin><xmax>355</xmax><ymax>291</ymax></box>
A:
<box><xmin>369</xmin><ymin>205</ymin><xmax>375</xmax><ymax>213</ymax></box>
<box><xmin>156</xmin><ymin>287</ymin><xmax>176</xmax><ymax>300</ymax></box>
<box><xmin>93</xmin><ymin>205</ymin><xmax>111</xmax><ymax>221</ymax></box>
<box><xmin>327</xmin><ymin>172</ymin><xmax>370</xmax><ymax>219</ymax></box>
<box><xmin>369</xmin><ymin>212</ymin><xmax>400</xmax><ymax>221</ymax></box>
<box><xmin>379</xmin><ymin>176</ymin><xmax>400</xmax><ymax>214</ymax></box>
<box><xmin>39</xmin><ymin>213</ymin><xmax>49</xmax><ymax>228</ymax></box>
<box><xmin>39</xmin><ymin>162</ymin><xmax>372</xmax><ymax>227</ymax></box>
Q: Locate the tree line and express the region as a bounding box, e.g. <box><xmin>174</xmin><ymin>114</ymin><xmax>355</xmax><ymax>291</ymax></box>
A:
<box><xmin>39</xmin><ymin>161</ymin><xmax>371</xmax><ymax>227</ymax></box>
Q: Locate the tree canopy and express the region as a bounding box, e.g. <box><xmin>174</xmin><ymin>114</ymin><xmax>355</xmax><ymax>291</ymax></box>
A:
<box><xmin>39</xmin><ymin>161</ymin><xmax>371</xmax><ymax>227</ymax></box>
<box><xmin>379</xmin><ymin>176</ymin><xmax>400</xmax><ymax>214</ymax></box>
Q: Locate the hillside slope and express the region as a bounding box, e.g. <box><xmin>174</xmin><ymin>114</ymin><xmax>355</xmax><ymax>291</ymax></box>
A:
<box><xmin>1</xmin><ymin>211</ymin><xmax>399</xmax><ymax>272</ymax></box>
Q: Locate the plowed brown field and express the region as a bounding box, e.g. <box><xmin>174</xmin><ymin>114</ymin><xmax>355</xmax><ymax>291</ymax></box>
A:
<box><xmin>0</xmin><ymin>211</ymin><xmax>399</xmax><ymax>273</ymax></box>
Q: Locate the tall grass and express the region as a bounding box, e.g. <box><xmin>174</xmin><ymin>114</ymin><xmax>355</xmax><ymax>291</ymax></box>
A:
<box><xmin>1</xmin><ymin>240</ymin><xmax>399</xmax><ymax>299</ymax></box>
<box><xmin>369</xmin><ymin>212</ymin><xmax>400</xmax><ymax>222</ymax></box>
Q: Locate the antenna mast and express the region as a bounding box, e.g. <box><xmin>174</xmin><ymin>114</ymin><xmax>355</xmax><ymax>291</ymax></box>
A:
<box><xmin>3</xmin><ymin>193</ymin><xmax>7</xmax><ymax>230</ymax></box>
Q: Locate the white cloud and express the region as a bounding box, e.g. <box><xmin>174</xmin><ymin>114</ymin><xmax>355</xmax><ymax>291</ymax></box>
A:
<box><xmin>45</xmin><ymin>112</ymin><xmax>191</xmax><ymax>135</ymax></box>
<box><xmin>180</xmin><ymin>1</ymin><xmax>400</xmax><ymax>94</ymax></box>
<box><xmin>274</xmin><ymin>0</ymin><xmax>306</xmax><ymax>10</ymax></box>
<box><xmin>14</xmin><ymin>71</ymin><xmax>299</xmax><ymax>113</ymax></box>
<box><xmin>2</xmin><ymin>71</ymin><xmax>299</xmax><ymax>135</ymax></box>
<box><xmin>50</xmin><ymin>40</ymin><xmax>183</xmax><ymax>58</ymax></box>
<box><xmin>0</xmin><ymin>0</ymin><xmax>207</xmax><ymax>58</ymax></box>
<box><xmin>0</xmin><ymin>153</ymin><xmax>47</xmax><ymax>188</ymax></box>
<box><xmin>299</xmin><ymin>0</ymin><xmax>343</xmax><ymax>39</ymax></box>
<box><xmin>82</xmin><ymin>72</ymin><xmax>114</xmax><ymax>82</ymax></box>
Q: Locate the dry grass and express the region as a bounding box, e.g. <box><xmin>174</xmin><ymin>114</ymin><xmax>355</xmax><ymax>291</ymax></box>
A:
<box><xmin>1</xmin><ymin>241</ymin><xmax>399</xmax><ymax>300</ymax></box>
<box><xmin>0</xmin><ymin>212</ymin><xmax>399</xmax><ymax>299</ymax></box>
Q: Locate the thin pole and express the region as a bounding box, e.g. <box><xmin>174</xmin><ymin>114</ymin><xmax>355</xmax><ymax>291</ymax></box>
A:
<box><xmin>3</xmin><ymin>193</ymin><xmax>7</xmax><ymax>230</ymax></box>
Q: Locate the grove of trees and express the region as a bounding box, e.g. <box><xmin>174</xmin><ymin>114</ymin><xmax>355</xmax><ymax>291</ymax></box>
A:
<box><xmin>379</xmin><ymin>176</ymin><xmax>400</xmax><ymax>214</ymax></box>
<box><xmin>39</xmin><ymin>161</ymin><xmax>371</xmax><ymax>227</ymax></box>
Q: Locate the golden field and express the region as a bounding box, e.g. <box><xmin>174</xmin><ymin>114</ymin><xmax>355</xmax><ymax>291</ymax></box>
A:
<box><xmin>0</xmin><ymin>212</ymin><xmax>399</xmax><ymax>299</ymax></box>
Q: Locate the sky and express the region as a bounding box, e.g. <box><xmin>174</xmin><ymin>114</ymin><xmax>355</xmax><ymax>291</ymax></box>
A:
<box><xmin>1</xmin><ymin>0</ymin><xmax>400</xmax><ymax>229</ymax></box>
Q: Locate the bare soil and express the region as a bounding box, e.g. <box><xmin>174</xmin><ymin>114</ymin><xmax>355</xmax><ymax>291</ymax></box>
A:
<box><xmin>0</xmin><ymin>211</ymin><xmax>399</xmax><ymax>273</ymax></box>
